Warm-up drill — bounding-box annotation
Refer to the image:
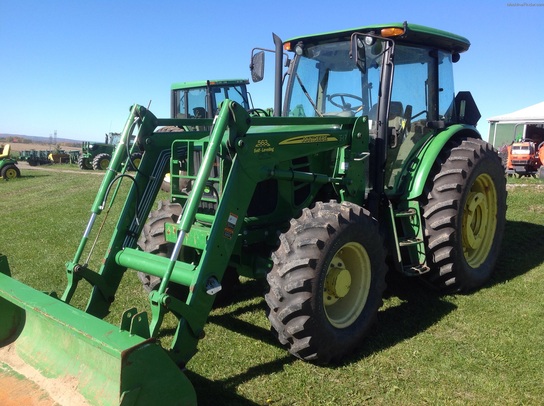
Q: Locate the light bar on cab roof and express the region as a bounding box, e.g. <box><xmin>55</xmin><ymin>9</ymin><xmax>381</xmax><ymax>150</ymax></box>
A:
<box><xmin>381</xmin><ymin>27</ymin><xmax>405</xmax><ymax>37</ymax></box>
<box><xmin>283</xmin><ymin>26</ymin><xmax>405</xmax><ymax>51</ymax></box>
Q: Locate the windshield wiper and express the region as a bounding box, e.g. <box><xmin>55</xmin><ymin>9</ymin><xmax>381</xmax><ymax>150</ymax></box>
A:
<box><xmin>295</xmin><ymin>74</ymin><xmax>323</xmax><ymax>117</ymax></box>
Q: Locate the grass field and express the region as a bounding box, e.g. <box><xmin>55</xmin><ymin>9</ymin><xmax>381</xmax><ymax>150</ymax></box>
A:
<box><xmin>1</xmin><ymin>167</ymin><xmax>544</xmax><ymax>405</ymax></box>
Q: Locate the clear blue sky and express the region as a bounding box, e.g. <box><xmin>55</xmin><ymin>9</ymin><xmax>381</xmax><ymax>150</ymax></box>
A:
<box><xmin>1</xmin><ymin>0</ymin><xmax>543</xmax><ymax>142</ymax></box>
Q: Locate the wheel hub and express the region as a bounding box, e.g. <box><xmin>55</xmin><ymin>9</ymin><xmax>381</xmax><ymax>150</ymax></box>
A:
<box><xmin>4</xmin><ymin>168</ymin><xmax>17</xmax><ymax>179</ymax></box>
<box><xmin>322</xmin><ymin>243</ymin><xmax>371</xmax><ymax>328</ymax></box>
<box><xmin>463</xmin><ymin>191</ymin><xmax>487</xmax><ymax>250</ymax></box>
<box><xmin>462</xmin><ymin>174</ymin><xmax>498</xmax><ymax>267</ymax></box>
<box><xmin>324</xmin><ymin>260</ymin><xmax>352</xmax><ymax>305</ymax></box>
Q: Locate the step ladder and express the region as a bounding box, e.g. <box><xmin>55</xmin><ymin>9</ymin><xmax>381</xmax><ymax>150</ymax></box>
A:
<box><xmin>393</xmin><ymin>203</ymin><xmax>430</xmax><ymax>276</ymax></box>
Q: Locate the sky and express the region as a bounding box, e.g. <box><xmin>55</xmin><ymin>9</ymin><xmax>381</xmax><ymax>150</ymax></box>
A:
<box><xmin>1</xmin><ymin>0</ymin><xmax>543</xmax><ymax>142</ymax></box>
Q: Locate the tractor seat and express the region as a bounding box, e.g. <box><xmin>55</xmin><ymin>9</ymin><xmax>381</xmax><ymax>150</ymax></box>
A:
<box><xmin>193</xmin><ymin>107</ymin><xmax>207</xmax><ymax>119</ymax></box>
<box><xmin>388</xmin><ymin>101</ymin><xmax>404</xmax><ymax>130</ymax></box>
<box><xmin>367</xmin><ymin>101</ymin><xmax>404</xmax><ymax>121</ymax></box>
<box><xmin>0</xmin><ymin>144</ymin><xmax>11</xmax><ymax>159</ymax></box>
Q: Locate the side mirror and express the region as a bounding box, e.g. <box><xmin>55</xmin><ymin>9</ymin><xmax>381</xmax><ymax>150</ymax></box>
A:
<box><xmin>250</xmin><ymin>51</ymin><xmax>265</xmax><ymax>83</ymax></box>
<box><xmin>351</xmin><ymin>34</ymin><xmax>367</xmax><ymax>74</ymax></box>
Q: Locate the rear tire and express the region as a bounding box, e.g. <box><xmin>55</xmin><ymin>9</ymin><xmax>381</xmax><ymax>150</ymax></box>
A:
<box><xmin>129</xmin><ymin>152</ymin><xmax>143</xmax><ymax>171</ymax></box>
<box><xmin>266</xmin><ymin>201</ymin><xmax>386</xmax><ymax>364</ymax></box>
<box><xmin>93</xmin><ymin>153</ymin><xmax>111</xmax><ymax>170</ymax></box>
<box><xmin>1</xmin><ymin>164</ymin><xmax>20</xmax><ymax>179</ymax></box>
<box><xmin>421</xmin><ymin>137</ymin><xmax>507</xmax><ymax>292</ymax></box>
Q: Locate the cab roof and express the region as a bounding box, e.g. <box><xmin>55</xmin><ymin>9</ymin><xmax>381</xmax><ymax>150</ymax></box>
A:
<box><xmin>284</xmin><ymin>22</ymin><xmax>470</xmax><ymax>54</ymax></box>
<box><xmin>171</xmin><ymin>79</ymin><xmax>249</xmax><ymax>91</ymax></box>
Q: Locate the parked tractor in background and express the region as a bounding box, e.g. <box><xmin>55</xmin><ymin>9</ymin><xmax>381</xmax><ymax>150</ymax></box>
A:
<box><xmin>170</xmin><ymin>78</ymin><xmax>253</xmax><ymax>119</ymax></box>
<box><xmin>0</xmin><ymin>144</ymin><xmax>20</xmax><ymax>179</ymax></box>
<box><xmin>79</xmin><ymin>131</ymin><xmax>141</xmax><ymax>170</ymax></box>
<box><xmin>18</xmin><ymin>149</ymin><xmax>51</xmax><ymax>166</ymax></box>
<box><xmin>161</xmin><ymin>79</ymin><xmax>265</xmax><ymax>192</ymax></box>
<box><xmin>505</xmin><ymin>123</ymin><xmax>544</xmax><ymax>177</ymax></box>
<box><xmin>0</xmin><ymin>22</ymin><xmax>507</xmax><ymax>405</ymax></box>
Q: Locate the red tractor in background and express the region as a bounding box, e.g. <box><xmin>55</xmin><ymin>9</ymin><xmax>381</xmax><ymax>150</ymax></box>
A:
<box><xmin>505</xmin><ymin>123</ymin><xmax>544</xmax><ymax>177</ymax></box>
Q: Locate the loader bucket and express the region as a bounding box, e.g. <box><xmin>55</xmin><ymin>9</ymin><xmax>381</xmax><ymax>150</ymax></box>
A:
<box><xmin>0</xmin><ymin>258</ymin><xmax>196</xmax><ymax>406</ymax></box>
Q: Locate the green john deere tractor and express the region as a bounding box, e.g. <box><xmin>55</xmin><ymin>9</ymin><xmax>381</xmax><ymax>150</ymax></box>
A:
<box><xmin>0</xmin><ymin>144</ymin><xmax>21</xmax><ymax>180</ymax></box>
<box><xmin>159</xmin><ymin>78</ymin><xmax>258</xmax><ymax>192</ymax></box>
<box><xmin>79</xmin><ymin>132</ymin><xmax>122</xmax><ymax>170</ymax></box>
<box><xmin>0</xmin><ymin>22</ymin><xmax>506</xmax><ymax>405</ymax></box>
<box><xmin>79</xmin><ymin>132</ymin><xmax>143</xmax><ymax>170</ymax></box>
<box><xmin>170</xmin><ymin>78</ymin><xmax>253</xmax><ymax>119</ymax></box>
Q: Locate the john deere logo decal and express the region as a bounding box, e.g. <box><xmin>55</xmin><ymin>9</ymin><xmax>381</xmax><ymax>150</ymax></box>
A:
<box><xmin>280</xmin><ymin>134</ymin><xmax>337</xmax><ymax>145</ymax></box>
<box><xmin>254</xmin><ymin>139</ymin><xmax>274</xmax><ymax>154</ymax></box>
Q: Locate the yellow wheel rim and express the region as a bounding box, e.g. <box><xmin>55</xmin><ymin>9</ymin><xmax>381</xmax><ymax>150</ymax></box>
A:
<box><xmin>462</xmin><ymin>173</ymin><xmax>497</xmax><ymax>267</ymax></box>
<box><xmin>132</xmin><ymin>158</ymin><xmax>141</xmax><ymax>168</ymax></box>
<box><xmin>99</xmin><ymin>159</ymin><xmax>110</xmax><ymax>170</ymax></box>
<box><xmin>4</xmin><ymin>168</ymin><xmax>18</xmax><ymax>179</ymax></box>
<box><xmin>323</xmin><ymin>242</ymin><xmax>371</xmax><ymax>328</ymax></box>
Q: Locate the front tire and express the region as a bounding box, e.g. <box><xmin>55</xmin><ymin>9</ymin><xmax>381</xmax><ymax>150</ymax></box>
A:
<box><xmin>266</xmin><ymin>201</ymin><xmax>386</xmax><ymax>364</ymax></box>
<box><xmin>93</xmin><ymin>153</ymin><xmax>111</xmax><ymax>170</ymax></box>
<box><xmin>137</xmin><ymin>200</ymin><xmax>239</xmax><ymax>304</ymax></box>
<box><xmin>421</xmin><ymin>137</ymin><xmax>507</xmax><ymax>292</ymax></box>
<box><xmin>137</xmin><ymin>200</ymin><xmax>182</xmax><ymax>292</ymax></box>
<box><xmin>78</xmin><ymin>156</ymin><xmax>93</xmax><ymax>170</ymax></box>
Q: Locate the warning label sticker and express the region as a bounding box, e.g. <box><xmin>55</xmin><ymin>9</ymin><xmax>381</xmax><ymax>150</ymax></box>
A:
<box><xmin>225</xmin><ymin>213</ymin><xmax>238</xmax><ymax>239</ymax></box>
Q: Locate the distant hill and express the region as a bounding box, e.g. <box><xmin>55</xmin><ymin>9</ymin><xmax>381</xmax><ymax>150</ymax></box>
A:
<box><xmin>0</xmin><ymin>133</ymin><xmax>81</xmax><ymax>144</ymax></box>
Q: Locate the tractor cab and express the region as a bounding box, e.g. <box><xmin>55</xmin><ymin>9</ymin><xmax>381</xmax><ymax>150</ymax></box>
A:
<box><xmin>171</xmin><ymin>79</ymin><xmax>251</xmax><ymax>119</ymax></box>
<box><xmin>252</xmin><ymin>23</ymin><xmax>481</xmax><ymax>206</ymax></box>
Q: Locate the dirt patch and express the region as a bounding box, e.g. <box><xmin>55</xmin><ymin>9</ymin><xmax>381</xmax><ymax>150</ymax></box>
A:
<box><xmin>17</xmin><ymin>161</ymin><xmax>103</xmax><ymax>175</ymax></box>
<box><xmin>0</xmin><ymin>371</ymin><xmax>58</xmax><ymax>406</ymax></box>
<box><xmin>0</xmin><ymin>344</ymin><xmax>89</xmax><ymax>406</ymax></box>
<box><xmin>506</xmin><ymin>183</ymin><xmax>544</xmax><ymax>190</ymax></box>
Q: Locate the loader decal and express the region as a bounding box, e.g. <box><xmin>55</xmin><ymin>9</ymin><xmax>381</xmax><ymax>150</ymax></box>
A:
<box><xmin>254</xmin><ymin>139</ymin><xmax>275</xmax><ymax>154</ymax></box>
<box><xmin>279</xmin><ymin>134</ymin><xmax>338</xmax><ymax>145</ymax></box>
<box><xmin>224</xmin><ymin>213</ymin><xmax>239</xmax><ymax>239</ymax></box>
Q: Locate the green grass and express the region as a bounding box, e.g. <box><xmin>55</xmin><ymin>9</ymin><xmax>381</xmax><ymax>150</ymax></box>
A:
<box><xmin>1</xmin><ymin>168</ymin><xmax>544</xmax><ymax>405</ymax></box>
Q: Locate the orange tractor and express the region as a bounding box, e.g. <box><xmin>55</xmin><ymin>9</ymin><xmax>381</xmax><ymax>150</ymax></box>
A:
<box><xmin>505</xmin><ymin>140</ymin><xmax>544</xmax><ymax>177</ymax></box>
<box><xmin>505</xmin><ymin>125</ymin><xmax>544</xmax><ymax>177</ymax></box>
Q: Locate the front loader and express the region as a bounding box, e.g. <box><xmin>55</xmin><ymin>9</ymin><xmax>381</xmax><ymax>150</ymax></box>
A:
<box><xmin>0</xmin><ymin>22</ymin><xmax>506</xmax><ymax>404</ymax></box>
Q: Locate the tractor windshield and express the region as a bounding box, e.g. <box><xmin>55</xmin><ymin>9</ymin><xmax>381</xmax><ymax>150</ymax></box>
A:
<box><xmin>512</xmin><ymin>144</ymin><xmax>533</xmax><ymax>155</ymax></box>
<box><xmin>177</xmin><ymin>87</ymin><xmax>208</xmax><ymax>118</ymax></box>
<box><xmin>108</xmin><ymin>133</ymin><xmax>121</xmax><ymax>145</ymax></box>
<box><xmin>284</xmin><ymin>41</ymin><xmax>381</xmax><ymax>120</ymax></box>
<box><xmin>284</xmin><ymin>34</ymin><xmax>458</xmax><ymax>193</ymax></box>
<box><xmin>174</xmin><ymin>83</ymin><xmax>250</xmax><ymax>119</ymax></box>
<box><xmin>212</xmin><ymin>84</ymin><xmax>250</xmax><ymax>111</ymax></box>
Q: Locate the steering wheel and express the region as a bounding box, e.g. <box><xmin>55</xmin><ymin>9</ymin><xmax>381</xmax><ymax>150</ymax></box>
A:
<box><xmin>328</xmin><ymin>93</ymin><xmax>364</xmax><ymax>111</ymax></box>
<box><xmin>248</xmin><ymin>108</ymin><xmax>270</xmax><ymax>117</ymax></box>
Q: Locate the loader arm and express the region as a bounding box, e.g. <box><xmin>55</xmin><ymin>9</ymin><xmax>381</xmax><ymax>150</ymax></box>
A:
<box><xmin>72</xmin><ymin>100</ymin><xmax>368</xmax><ymax>366</ymax></box>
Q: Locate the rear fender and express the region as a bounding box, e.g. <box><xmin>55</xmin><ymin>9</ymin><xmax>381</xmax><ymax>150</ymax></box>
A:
<box><xmin>403</xmin><ymin>124</ymin><xmax>481</xmax><ymax>200</ymax></box>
